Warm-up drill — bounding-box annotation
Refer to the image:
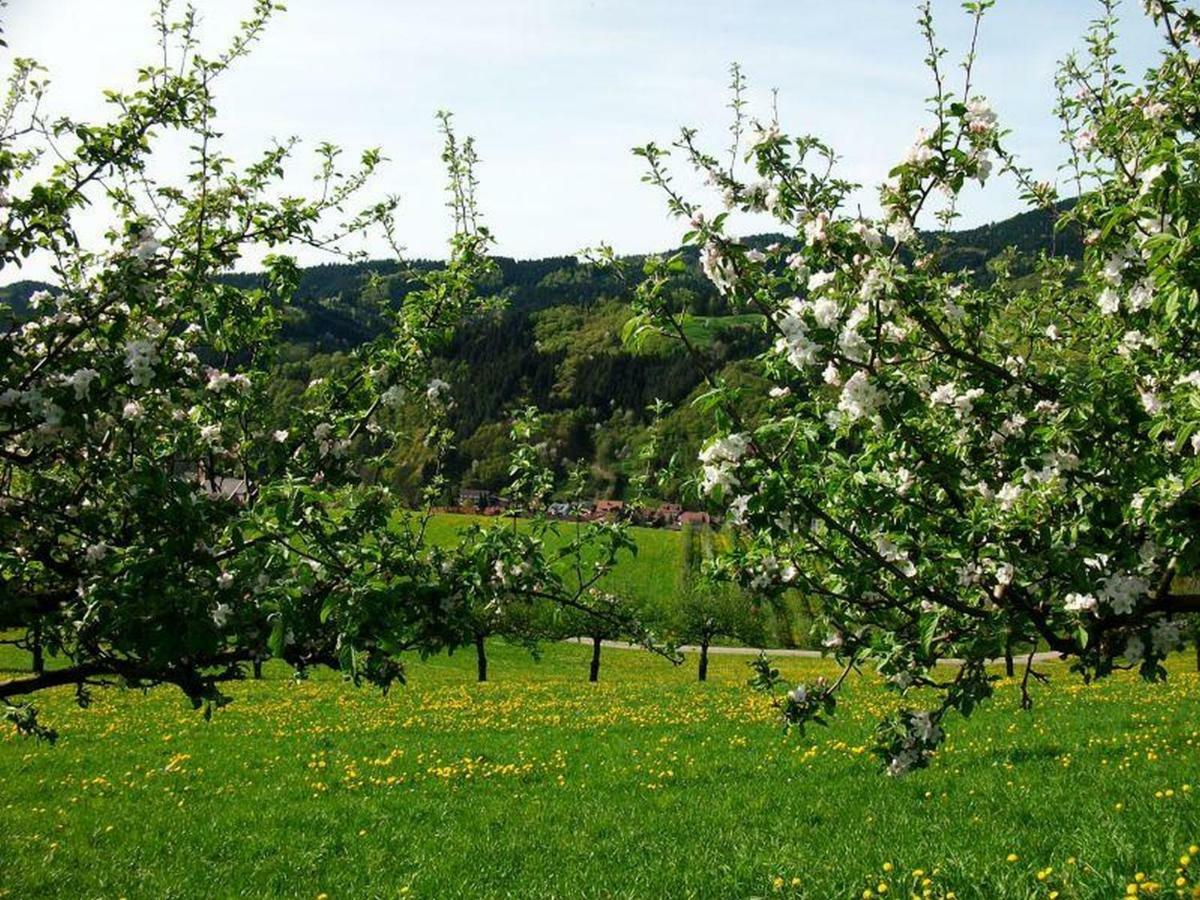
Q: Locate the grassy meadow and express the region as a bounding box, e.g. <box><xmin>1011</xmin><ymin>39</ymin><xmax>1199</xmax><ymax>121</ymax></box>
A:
<box><xmin>2</xmin><ymin>639</ymin><xmax>1198</xmax><ymax>899</ymax></box>
<box><xmin>420</xmin><ymin>513</ymin><xmax>687</xmax><ymax>610</ymax></box>
<box><xmin>418</xmin><ymin>513</ymin><xmax>815</xmax><ymax>647</ymax></box>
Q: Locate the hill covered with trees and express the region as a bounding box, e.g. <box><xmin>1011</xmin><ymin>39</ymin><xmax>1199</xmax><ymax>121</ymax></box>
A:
<box><xmin>1</xmin><ymin>201</ymin><xmax>1080</xmax><ymax>505</ymax></box>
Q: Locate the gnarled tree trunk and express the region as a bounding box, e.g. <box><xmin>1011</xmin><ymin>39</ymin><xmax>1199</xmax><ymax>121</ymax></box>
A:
<box><xmin>475</xmin><ymin>633</ymin><xmax>488</xmax><ymax>683</ymax></box>
<box><xmin>698</xmin><ymin>637</ymin><xmax>710</xmax><ymax>682</ymax></box>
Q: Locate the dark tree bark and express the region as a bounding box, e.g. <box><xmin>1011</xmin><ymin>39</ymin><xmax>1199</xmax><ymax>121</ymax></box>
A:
<box><xmin>1004</xmin><ymin>637</ymin><xmax>1014</xmax><ymax>678</ymax></box>
<box><xmin>698</xmin><ymin>636</ymin><xmax>710</xmax><ymax>682</ymax></box>
<box><xmin>475</xmin><ymin>633</ymin><xmax>488</xmax><ymax>683</ymax></box>
<box><xmin>30</xmin><ymin>619</ymin><xmax>44</xmax><ymax>675</ymax></box>
<box><xmin>252</xmin><ymin>658</ymin><xmax>263</xmax><ymax>680</ymax></box>
<box><xmin>589</xmin><ymin>634</ymin><xmax>602</xmax><ymax>682</ymax></box>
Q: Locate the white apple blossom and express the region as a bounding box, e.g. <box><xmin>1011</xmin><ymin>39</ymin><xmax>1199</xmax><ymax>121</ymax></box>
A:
<box><xmin>1097</xmin><ymin>288</ymin><xmax>1121</xmax><ymax>315</ymax></box>
<box><xmin>996</xmin><ymin>482</ymin><xmax>1022</xmax><ymax>511</ymax></box>
<box><xmin>837</xmin><ymin>371</ymin><xmax>884</xmax><ymax>423</ymax></box>
<box><xmin>124</xmin><ymin>339</ymin><xmax>159</xmax><ymax>387</ymax></box>
<box><xmin>727</xmin><ymin>494</ymin><xmax>751</xmax><ymax>526</ymax></box>
<box><xmin>698</xmin><ymin>432</ymin><xmax>750</xmax><ymax>496</ymax></box>
<box><xmin>1138</xmin><ymin>162</ymin><xmax>1166</xmax><ymax>196</ymax></box>
<box><xmin>700</xmin><ymin>241</ymin><xmax>737</xmax><ymax>294</ymax></box>
<box><xmin>807</xmin><ymin>270</ymin><xmax>836</xmax><ymax>293</ymax></box>
<box><xmin>886</xmin><ymin>218</ymin><xmax>917</xmax><ymax>245</ymax></box>
<box><xmin>964</xmin><ymin>97</ymin><xmax>998</xmax><ymax>134</ymax></box>
<box><xmin>1149</xmin><ymin>618</ymin><xmax>1182</xmax><ymax>655</ymax></box>
<box><xmin>1127</xmin><ymin>279</ymin><xmax>1154</xmax><ymax>311</ymax></box>
<box><xmin>64</xmin><ymin>368</ymin><xmax>99</xmax><ymax>400</ymax></box>
<box><xmin>1142</xmin><ymin>100</ymin><xmax>1168</xmax><ymax>120</ymax></box>
<box><xmin>851</xmin><ymin>220</ymin><xmax>882</xmax><ymax>249</ymax></box>
<box><xmin>1063</xmin><ymin>592</ymin><xmax>1098</xmax><ymax>613</ymax></box>
<box><xmin>903</xmin><ymin>127</ymin><xmax>935</xmax><ymax>165</ymax></box>
<box><xmin>132</xmin><ymin>227</ymin><xmax>162</xmax><ymax>261</ymax></box>
<box><xmin>1099</xmin><ymin>572</ymin><xmax>1149</xmax><ymax>615</ymax></box>
<box><xmin>811</xmin><ymin>296</ymin><xmax>840</xmax><ymax>328</ymax></box>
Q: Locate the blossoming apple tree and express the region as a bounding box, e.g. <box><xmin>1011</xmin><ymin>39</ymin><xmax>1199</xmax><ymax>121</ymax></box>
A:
<box><xmin>0</xmin><ymin>2</ymin><xmax>641</xmax><ymax>739</ymax></box>
<box><xmin>623</xmin><ymin>0</ymin><xmax>1200</xmax><ymax>774</ymax></box>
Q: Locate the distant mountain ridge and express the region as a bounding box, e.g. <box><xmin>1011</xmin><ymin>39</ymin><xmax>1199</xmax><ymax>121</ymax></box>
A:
<box><xmin>0</xmin><ymin>200</ymin><xmax>1080</xmax><ymax>338</ymax></box>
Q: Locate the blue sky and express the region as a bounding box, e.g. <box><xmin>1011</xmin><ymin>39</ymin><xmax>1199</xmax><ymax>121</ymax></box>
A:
<box><xmin>5</xmin><ymin>1</ymin><xmax>1164</xmax><ymax>276</ymax></box>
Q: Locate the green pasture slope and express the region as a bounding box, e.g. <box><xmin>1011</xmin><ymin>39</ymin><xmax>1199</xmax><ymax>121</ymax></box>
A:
<box><xmin>419</xmin><ymin>512</ymin><xmax>686</xmax><ymax>610</ymax></box>
<box><xmin>1</xmin><ymin>638</ymin><xmax>1198</xmax><ymax>899</ymax></box>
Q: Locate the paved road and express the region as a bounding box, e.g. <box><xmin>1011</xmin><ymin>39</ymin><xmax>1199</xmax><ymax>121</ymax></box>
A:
<box><xmin>566</xmin><ymin>637</ymin><xmax>1063</xmax><ymax>667</ymax></box>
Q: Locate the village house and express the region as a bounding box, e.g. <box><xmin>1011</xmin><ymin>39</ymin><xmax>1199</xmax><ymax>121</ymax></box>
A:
<box><xmin>458</xmin><ymin>488</ymin><xmax>500</xmax><ymax>510</ymax></box>
<box><xmin>591</xmin><ymin>499</ymin><xmax>625</xmax><ymax>521</ymax></box>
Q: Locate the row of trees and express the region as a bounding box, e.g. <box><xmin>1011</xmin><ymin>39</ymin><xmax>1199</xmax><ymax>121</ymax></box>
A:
<box><xmin>415</xmin><ymin>519</ymin><xmax>768</xmax><ymax>685</ymax></box>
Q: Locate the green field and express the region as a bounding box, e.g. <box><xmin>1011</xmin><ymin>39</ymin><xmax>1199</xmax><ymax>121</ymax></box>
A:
<box><xmin>2</xmin><ymin>639</ymin><xmax>1198</xmax><ymax>899</ymax></box>
<box><xmin>679</xmin><ymin>313</ymin><xmax>766</xmax><ymax>347</ymax></box>
<box><xmin>417</xmin><ymin>513</ymin><xmax>812</xmax><ymax>648</ymax></box>
<box><xmin>420</xmin><ymin>513</ymin><xmax>686</xmax><ymax>609</ymax></box>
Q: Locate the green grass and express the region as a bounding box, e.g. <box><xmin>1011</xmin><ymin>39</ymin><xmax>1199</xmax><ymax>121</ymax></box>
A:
<box><xmin>678</xmin><ymin>313</ymin><xmax>765</xmax><ymax>347</ymax></box>
<box><xmin>2</xmin><ymin>639</ymin><xmax>1198</xmax><ymax>899</ymax></box>
<box><xmin>418</xmin><ymin>513</ymin><xmax>813</xmax><ymax>647</ymax></box>
<box><xmin>419</xmin><ymin>512</ymin><xmax>687</xmax><ymax>611</ymax></box>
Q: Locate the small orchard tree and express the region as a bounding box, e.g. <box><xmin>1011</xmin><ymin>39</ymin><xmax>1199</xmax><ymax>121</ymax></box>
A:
<box><xmin>674</xmin><ymin>521</ymin><xmax>766</xmax><ymax>681</ymax></box>
<box><xmin>0</xmin><ymin>3</ymin><xmax>507</xmax><ymax>739</ymax></box>
<box><xmin>438</xmin><ymin>524</ymin><xmax>543</xmax><ymax>683</ymax></box>
<box><xmin>553</xmin><ymin>588</ymin><xmax>641</xmax><ymax>682</ymax></box>
<box><xmin>613</xmin><ymin>0</ymin><xmax>1200</xmax><ymax>774</ymax></box>
<box><xmin>432</xmin><ymin>409</ymin><xmax>670</xmax><ymax>684</ymax></box>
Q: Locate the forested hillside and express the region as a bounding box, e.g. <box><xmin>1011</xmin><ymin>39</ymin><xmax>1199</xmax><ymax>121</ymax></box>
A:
<box><xmin>0</xmin><ymin>202</ymin><xmax>1080</xmax><ymax>505</ymax></box>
